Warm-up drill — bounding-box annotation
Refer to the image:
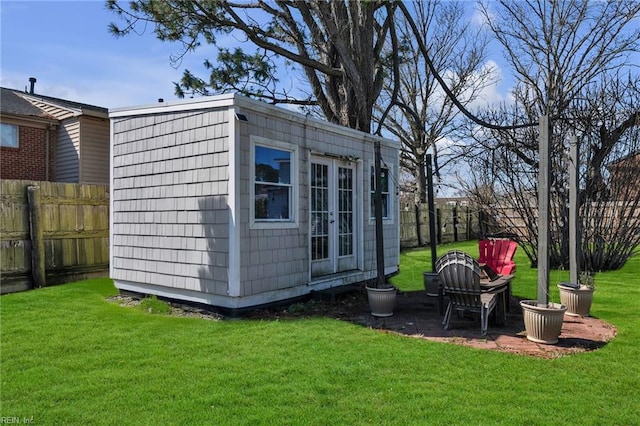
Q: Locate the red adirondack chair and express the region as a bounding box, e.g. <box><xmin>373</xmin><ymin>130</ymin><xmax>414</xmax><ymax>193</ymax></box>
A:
<box><xmin>478</xmin><ymin>239</ymin><xmax>517</xmax><ymax>275</ymax></box>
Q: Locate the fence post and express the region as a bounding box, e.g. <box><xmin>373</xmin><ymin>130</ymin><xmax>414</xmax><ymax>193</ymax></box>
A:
<box><xmin>414</xmin><ymin>204</ymin><xmax>422</xmax><ymax>247</ymax></box>
<box><xmin>27</xmin><ymin>185</ymin><xmax>46</xmax><ymax>288</ymax></box>
<box><xmin>453</xmin><ymin>205</ymin><xmax>458</xmax><ymax>242</ymax></box>
<box><xmin>436</xmin><ymin>207</ymin><xmax>442</xmax><ymax>244</ymax></box>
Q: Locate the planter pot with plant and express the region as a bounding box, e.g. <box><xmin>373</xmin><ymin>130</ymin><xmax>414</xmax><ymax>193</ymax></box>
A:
<box><xmin>558</xmin><ymin>271</ymin><xmax>595</xmax><ymax>317</ymax></box>
<box><xmin>520</xmin><ymin>115</ymin><xmax>569</xmax><ymax>345</ymax></box>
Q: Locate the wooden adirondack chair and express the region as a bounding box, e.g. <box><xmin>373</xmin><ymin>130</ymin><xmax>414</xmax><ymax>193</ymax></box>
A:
<box><xmin>436</xmin><ymin>250</ymin><xmax>506</xmax><ymax>335</ymax></box>
<box><xmin>478</xmin><ymin>239</ymin><xmax>517</xmax><ymax>276</ymax></box>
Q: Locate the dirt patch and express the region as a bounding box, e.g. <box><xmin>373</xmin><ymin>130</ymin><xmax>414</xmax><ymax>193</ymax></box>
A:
<box><xmin>108</xmin><ymin>295</ymin><xmax>224</xmax><ymax>321</ymax></box>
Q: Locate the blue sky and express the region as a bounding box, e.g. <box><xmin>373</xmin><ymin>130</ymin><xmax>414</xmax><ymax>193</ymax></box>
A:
<box><xmin>1</xmin><ymin>0</ymin><xmax>516</xmax><ymax>111</ymax></box>
<box><xmin>1</xmin><ymin>0</ymin><xmax>212</xmax><ymax>108</ymax></box>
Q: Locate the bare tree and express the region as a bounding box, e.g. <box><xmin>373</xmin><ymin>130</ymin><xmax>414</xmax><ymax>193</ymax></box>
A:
<box><xmin>572</xmin><ymin>75</ymin><xmax>640</xmax><ymax>271</ymax></box>
<box><xmin>464</xmin><ymin>0</ymin><xmax>640</xmax><ymax>270</ymax></box>
<box><xmin>107</xmin><ymin>0</ymin><xmax>396</xmax><ymax>133</ymax></box>
<box><xmin>108</xmin><ymin>0</ymin><xmax>640</xmax><ymax>273</ymax></box>
<box><xmin>479</xmin><ymin>0</ymin><xmax>639</xmax><ymax>117</ymax></box>
<box><xmin>375</xmin><ymin>0</ymin><xmax>495</xmax><ymax>204</ymax></box>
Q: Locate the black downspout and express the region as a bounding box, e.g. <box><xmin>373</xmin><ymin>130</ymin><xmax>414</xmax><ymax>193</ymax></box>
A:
<box><xmin>426</xmin><ymin>154</ymin><xmax>437</xmax><ymax>271</ymax></box>
<box><xmin>374</xmin><ymin>140</ymin><xmax>385</xmax><ymax>288</ymax></box>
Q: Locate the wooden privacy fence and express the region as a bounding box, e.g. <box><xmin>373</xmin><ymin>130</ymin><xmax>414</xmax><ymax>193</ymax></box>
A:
<box><xmin>0</xmin><ymin>180</ymin><xmax>109</xmax><ymax>294</ymax></box>
<box><xmin>400</xmin><ymin>202</ymin><xmax>478</xmax><ymax>249</ymax></box>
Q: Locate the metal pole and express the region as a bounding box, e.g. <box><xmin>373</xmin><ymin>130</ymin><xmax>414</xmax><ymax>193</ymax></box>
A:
<box><xmin>426</xmin><ymin>154</ymin><xmax>437</xmax><ymax>271</ymax></box>
<box><xmin>538</xmin><ymin>116</ymin><xmax>550</xmax><ymax>305</ymax></box>
<box><xmin>569</xmin><ymin>134</ymin><xmax>580</xmax><ymax>284</ymax></box>
<box><xmin>374</xmin><ymin>140</ymin><xmax>385</xmax><ymax>287</ymax></box>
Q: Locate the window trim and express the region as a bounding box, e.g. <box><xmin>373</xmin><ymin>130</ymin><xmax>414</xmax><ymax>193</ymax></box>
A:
<box><xmin>250</xmin><ymin>136</ymin><xmax>299</xmax><ymax>229</ymax></box>
<box><xmin>0</xmin><ymin>123</ymin><xmax>19</xmax><ymax>148</ymax></box>
<box><xmin>369</xmin><ymin>161</ymin><xmax>394</xmax><ymax>223</ymax></box>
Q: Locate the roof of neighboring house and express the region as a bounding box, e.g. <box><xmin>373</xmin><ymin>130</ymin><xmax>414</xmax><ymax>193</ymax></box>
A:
<box><xmin>18</xmin><ymin>91</ymin><xmax>108</xmax><ymax>115</ymax></box>
<box><xmin>0</xmin><ymin>87</ymin><xmax>55</xmax><ymax>119</ymax></box>
<box><xmin>606</xmin><ymin>151</ymin><xmax>640</xmax><ymax>170</ymax></box>
<box><xmin>608</xmin><ymin>151</ymin><xmax>640</xmax><ymax>167</ymax></box>
<box><xmin>1</xmin><ymin>86</ymin><xmax>108</xmax><ymax>121</ymax></box>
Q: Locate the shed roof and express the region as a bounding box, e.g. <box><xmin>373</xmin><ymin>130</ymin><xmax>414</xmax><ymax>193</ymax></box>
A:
<box><xmin>110</xmin><ymin>92</ymin><xmax>399</xmax><ymax>149</ymax></box>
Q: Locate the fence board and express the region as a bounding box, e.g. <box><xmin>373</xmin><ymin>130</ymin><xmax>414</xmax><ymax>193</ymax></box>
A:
<box><xmin>0</xmin><ymin>180</ymin><xmax>110</xmax><ymax>294</ymax></box>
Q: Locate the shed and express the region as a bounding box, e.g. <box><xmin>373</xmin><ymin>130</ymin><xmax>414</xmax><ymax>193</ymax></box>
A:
<box><xmin>109</xmin><ymin>94</ymin><xmax>399</xmax><ymax>311</ymax></box>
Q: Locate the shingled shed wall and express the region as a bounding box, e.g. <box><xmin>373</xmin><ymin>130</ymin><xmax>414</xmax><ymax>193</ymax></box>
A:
<box><xmin>111</xmin><ymin>108</ymin><xmax>231</xmax><ymax>296</ymax></box>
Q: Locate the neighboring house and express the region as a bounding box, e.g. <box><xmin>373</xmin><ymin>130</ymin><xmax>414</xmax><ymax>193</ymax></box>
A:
<box><xmin>607</xmin><ymin>151</ymin><xmax>640</xmax><ymax>200</ymax></box>
<box><xmin>1</xmin><ymin>87</ymin><xmax>58</xmax><ymax>181</ymax></box>
<box><xmin>0</xmin><ymin>82</ymin><xmax>110</xmax><ymax>184</ymax></box>
<box><xmin>109</xmin><ymin>93</ymin><xmax>400</xmax><ymax>312</ymax></box>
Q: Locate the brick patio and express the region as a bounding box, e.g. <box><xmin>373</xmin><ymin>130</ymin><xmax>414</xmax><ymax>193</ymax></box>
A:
<box><xmin>358</xmin><ymin>290</ymin><xmax>617</xmax><ymax>358</ymax></box>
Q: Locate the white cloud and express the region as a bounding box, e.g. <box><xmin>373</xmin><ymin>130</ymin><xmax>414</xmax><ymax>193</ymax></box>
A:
<box><xmin>426</xmin><ymin>59</ymin><xmax>515</xmax><ymax>115</ymax></box>
<box><xmin>470</xmin><ymin>7</ymin><xmax>490</xmax><ymax>28</ymax></box>
<box><xmin>467</xmin><ymin>60</ymin><xmax>515</xmax><ymax>110</ymax></box>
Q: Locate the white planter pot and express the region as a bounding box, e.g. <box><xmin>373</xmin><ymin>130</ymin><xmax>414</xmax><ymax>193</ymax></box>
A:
<box><xmin>520</xmin><ymin>300</ymin><xmax>567</xmax><ymax>344</ymax></box>
<box><xmin>366</xmin><ymin>285</ymin><xmax>397</xmax><ymax>317</ymax></box>
<box><xmin>423</xmin><ymin>272</ymin><xmax>440</xmax><ymax>297</ymax></box>
<box><xmin>558</xmin><ymin>284</ymin><xmax>594</xmax><ymax>317</ymax></box>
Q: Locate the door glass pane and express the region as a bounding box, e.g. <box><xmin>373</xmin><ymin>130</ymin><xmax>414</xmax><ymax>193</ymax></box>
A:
<box><xmin>338</xmin><ymin>167</ymin><xmax>353</xmax><ymax>257</ymax></box>
<box><xmin>311</xmin><ymin>163</ymin><xmax>329</xmax><ymax>260</ymax></box>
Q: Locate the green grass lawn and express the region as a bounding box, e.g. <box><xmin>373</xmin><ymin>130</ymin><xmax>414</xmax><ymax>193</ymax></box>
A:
<box><xmin>2</xmin><ymin>241</ymin><xmax>639</xmax><ymax>424</ymax></box>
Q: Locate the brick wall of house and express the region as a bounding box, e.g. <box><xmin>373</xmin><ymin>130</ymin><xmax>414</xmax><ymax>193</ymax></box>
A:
<box><xmin>0</xmin><ymin>125</ymin><xmax>56</xmax><ymax>181</ymax></box>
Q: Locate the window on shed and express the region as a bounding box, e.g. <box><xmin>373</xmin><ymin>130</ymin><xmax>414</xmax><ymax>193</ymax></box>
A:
<box><xmin>0</xmin><ymin>123</ymin><xmax>18</xmax><ymax>148</ymax></box>
<box><xmin>370</xmin><ymin>165</ymin><xmax>390</xmax><ymax>219</ymax></box>
<box><xmin>254</xmin><ymin>145</ymin><xmax>293</xmax><ymax>221</ymax></box>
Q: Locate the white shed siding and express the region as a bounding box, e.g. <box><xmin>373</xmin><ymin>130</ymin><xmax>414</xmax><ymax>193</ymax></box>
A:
<box><xmin>55</xmin><ymin>119</ymin><xmax>80</xmax><ymax>182</ymax></box>
<box><xmin>111</xmin><ymin>109</ymin><xmax>231</xmax><ymax>296</ymax></box>
<box><xmin>238</xmin><ymin>111</ymin><xmax>309</xmax><ymax>297</ymax></box>
<box><xmin>79</xmin><ymin>116</ymin><xmax>110</xmax><ymax>184</ymax></box>
<box><xmin>235</xmin><ymin>105</ymin><xmax>399</xmax><ymax>297</ymax></box>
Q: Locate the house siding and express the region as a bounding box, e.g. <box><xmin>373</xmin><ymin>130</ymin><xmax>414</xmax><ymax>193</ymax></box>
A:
<box><xmin>111</xmin><ymin>109</ymin><xmax>231</xmax><ymax>296</ymax></box>
<box><xmin>79</xmin><ymin>116</ymin><xmax>110</xmax><ymax>184</ymax></box>
<box><xmin>55</xmin><ymin>119</ymin><xmax>80</xmax><ymax>182</ymax></box>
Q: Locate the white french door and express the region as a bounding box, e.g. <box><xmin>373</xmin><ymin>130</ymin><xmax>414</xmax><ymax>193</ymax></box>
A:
<box><xmin>310</xmin><ymin>157</ymin><xmax>357</xmax><ymax>278</ymax></box>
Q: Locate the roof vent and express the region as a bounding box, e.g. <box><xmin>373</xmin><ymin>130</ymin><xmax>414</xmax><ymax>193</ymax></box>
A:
<box><xmin>28</xmin><ymin>77</ymin><xmax>37</xmax><ymax>94</ymax></box>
